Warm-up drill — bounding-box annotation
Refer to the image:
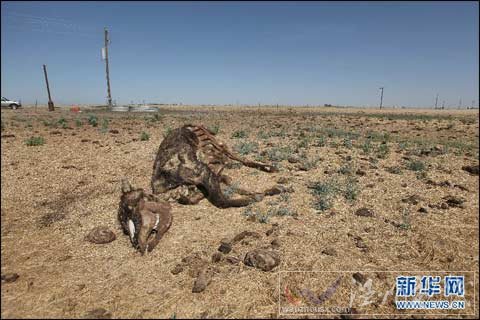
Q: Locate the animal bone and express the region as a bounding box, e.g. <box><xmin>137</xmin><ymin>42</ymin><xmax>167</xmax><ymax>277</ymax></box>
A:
<box><xmin>151</xmin><ymin>124</ymin><xmax>283</xmax><ymax>208</ymax></box>
<box><xmin>118</xmin><ymin>179</ymin><xmax>172</xmax><ymax>255</ymax></box>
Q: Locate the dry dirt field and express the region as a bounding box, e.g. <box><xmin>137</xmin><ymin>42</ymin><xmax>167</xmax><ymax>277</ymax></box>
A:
<box><xmin>1</xmin><ymin>105</ymin><xmax>479</xmax><ymax>319</ymax></box>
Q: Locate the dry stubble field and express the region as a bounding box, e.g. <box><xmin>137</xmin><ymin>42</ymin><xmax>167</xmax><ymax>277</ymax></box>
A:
<box><xmin>1</xmin><ymin>105</ymin><xmax>479</xmax><ymax>319</ymax></box>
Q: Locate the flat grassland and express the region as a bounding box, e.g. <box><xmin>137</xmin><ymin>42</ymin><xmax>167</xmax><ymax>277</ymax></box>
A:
<box><xmin>1</xmin><ymin>106</ymin><xmax>479</xmax><ymax>318</ymax></box>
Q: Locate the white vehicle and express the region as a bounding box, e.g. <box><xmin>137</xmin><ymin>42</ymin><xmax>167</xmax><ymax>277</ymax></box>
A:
<box><xmin>1</xmin><ymin>96</ymin><xmax>22</xmax><ymax>109</ymax></box>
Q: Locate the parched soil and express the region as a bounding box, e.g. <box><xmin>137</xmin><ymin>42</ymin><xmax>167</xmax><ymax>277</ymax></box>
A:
<box><xmin>1</xmin><ymin>106</ymin><xmax>479</xmax><ymax>318</ymax></box>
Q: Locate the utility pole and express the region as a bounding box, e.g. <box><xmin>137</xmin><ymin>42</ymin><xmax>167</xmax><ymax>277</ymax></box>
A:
<box><xmin>441</xmin><ymin>100</ymin><xmax>445</xmax><ymax>109</ymax></box>
<box><xmin>104</xmin><ymin>28</ymin><xmax>113</xmax><ymax>108</ymax></box>
<box><xmin>458</xmin><ymin>99</ymin><xmax>462</xmax><ymax>109</ymax></box>
<box><xmin>43</xmin><ymin>64</ymin><xmax>54</xmax><ymax>111</ymax></box>
<box><xmin>379</xmin><ymin>87</ymin><xmax>384</xmax><ymax>109</ymax></box>
<box><xmin>471</xmin><ymin>100</ymin><xmax>475</xmax><ymax>109</ymax></box>
<box><xmin>434</xmin><ymin>93</ymin><xmax>439</xmax><ymax>109</ymax></box>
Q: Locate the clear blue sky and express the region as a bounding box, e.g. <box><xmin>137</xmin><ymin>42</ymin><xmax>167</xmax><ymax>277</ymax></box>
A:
<box><xmin>1</xmin><ymin>1</ymin><xmax>478</xmax><ymax>108</ymax></box>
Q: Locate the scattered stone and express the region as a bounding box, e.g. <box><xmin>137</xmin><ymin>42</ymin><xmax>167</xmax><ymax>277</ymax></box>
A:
<box><xmin>297</xmin><ymin>163</ymin><xmax>310</xmax><ymax>171</ymax></box>
<box><xmin>352</xmin><ymin>272</ymin><xmax>366</xmax><ymax>285</ymax></box>
<box><xmin>321</xmin><ymin>247</ymin><xmax>337</xmax><ymax>256</ymax></box>
<box><xmin>438</xmin><ymin>180</ymin><xmax>451</xmax><ymax>187</ymax></box>
<box><xmin>440</xmin><ymin>203</ymin><xmax>449</xmax><ymax>210</ymax></box>
<box><xmin>288</xmin><ymin>155</ymin><xmax>300</xmax><ymax>163</ymax></box>
<box><xmin>454</xmin><ymin>184</ymin><xmax>469</xmax><ymax>192</ymax></box>
<box><xmin>50</xmin><ymin>130</ymin><xmax>62</xmax><ymax>135</ymax></box>
<box><xmin>171</xmin><ymin>264</ymin><xmax>184</xmax><ymax>275</ymax></box>
<box><xmin>232</xmin><ymin>231</ymin><xmax>261</xmax><ymax>243</ymax></box>
<box><xmin>211</xmin><ymin>252</ymin><xmax>223</xmax><ymax>263</ymax></box>
<box><xmin>83</xmin><ymin>308</ymin><xmax>111</xmax><ymax>319</ymax></box>
<box><xmin>443</xmin><ymin>196</ymin><xmax>465</xmax><ymax>208</ymax></box>
<box><xmin>352</xmin><ymin>235</ymin><xmax>368</xmax><ymax>251</ymax></box>
<box><xmin>225</xmin><ymin>256</ymin><xmax>241</xmax><ymax>265</ymax></box>
<box><xmin>401</xmin><ymin>194</ymin><xmax>423</xmax><ymax>205</ymax></box>
<box><xmin>277</xmin><ymin>177</ymin><xmax>289</xmax><ymax>184</ymax></box>
<box><xmin>244</xmin><ymin>249</ymin><xmax>280</xmax><ymax>271</ymax></box>
<box><xmin>1</xmin><ymin>134</ymin><xmax>15</xmax><ymax>138</ymax></box>
<box><xmin>462</xmin><ymin>165</ymin><xmax>479</xmax><ymax>175</ymax></box>
<box><xmin>192</xmin><ymin>270</ymin><xmax>211</xmax><ymax>293</ymax></box>
<box><xmin>218</xmin><ymin>240</ymin><xmax>232</xmax><ymax>254</ymax></box>
<box><xmin>355</xmin><ymin>169</ymin><xmax>366</xmax><ymax>176</ymax></box>
<box><xmin>109</xmin><ymin>129</ymin><xmax>119</xmax><ymax>134</ymax></box>
<box><xmin>418</xmin><ymin>207</ymin><xmax>428</xmax><ymax>213</ymax></box>
<box><xmin>85</xmin><ymin>226</ymin><xmax>116</xmax><ymax>244</ymax></box>
<box><xmin>355</xmin><ymin>208</ymin><xmax>374</xmax><ymax>217</ymax></box>
<box><xmin>270</xmin><ymin>239</ymin><xmax>281</xmax><ymax>249</ymax></box>
<box><xmin>1</xmin><ymin>273</ymin><xmax>19</xmax><ymax>283</ymax></box>
<box><xmin>366</xmin><ymin>183</ymin><xmax>375</xmax><ymax>188</ymax></box>
<box><xmin>80</xmin><ymin>139</ymin><xmax>90</xmax><ymax>143</ymax></box>
<box><xmin>266</xmin><ymin>223</ymin><xmax>280</xmax><ymax>236</ymax></box>
<box><xmin>38</xmin><ymin>212</ymin><xmax>66</xmax><ymax>228</ymax></box>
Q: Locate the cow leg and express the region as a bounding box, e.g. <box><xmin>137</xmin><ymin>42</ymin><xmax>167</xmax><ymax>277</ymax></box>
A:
<box><xmin>220</xmin><ymin>174</ymin><xmax>285</xmax><ymax>198</ymax></box>
<box><xmin>197</xmin><ymin>172</ymin><xmax>256</xmax><ymax>208</ymax></box>
<box><xmin>178</xmin><ymin>187</ymin><xmax>206</xmax><ymax>205</ymax></box>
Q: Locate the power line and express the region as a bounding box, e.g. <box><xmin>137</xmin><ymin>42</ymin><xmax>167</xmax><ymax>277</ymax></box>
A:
<box><xmin>104</xmin><ymin>28</ymin><xmax>113</xmax><ymax>108</ymax></box>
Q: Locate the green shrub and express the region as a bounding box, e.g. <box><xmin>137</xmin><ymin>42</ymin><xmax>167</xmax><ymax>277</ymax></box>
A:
<box><xmin>313</xmin><ymin>196</ymin><xmax>332</xmax><ymax>212</ymax></box>
<box><xmin>343</xmin><ymin>138</ymin><xmax>353</xmax><ymax>149</ymax></box>
<box><xmin>234</xmin><ymin>142</ymin><xmax>258</xmax><ymax>155</ymax></box>
<box><xmin>163</xmin><ymin>127</ymin><xmax>172</xmax><ymax>138</ymax></box>
<box><xmin>140</xmin><ymin>131</ymin><xmax>150</xmax><ymax>141</ymax></box>
<box><xmin>231</xmin><ymin>130</ymin><xmax>248</xmax><ymax>139</ymax></box>
<box><xmin>361</xmin><ymin>139</ymin><xmax>373</xmax><ymax>154</ymax></box>
<box><xmin>57</xmin><ymin>117</ymin><xmax>68</xmax><ymax>129</ymax></box>
<box><xmin>265</xmin><ymin>146</ymin><xmax>293</xmax><ymax>162</ymax></box>
<box><xmin>101</xmin><ymin>118</ymin><xmax>109</xmax><ymax>133</ymax></box>
<box><xmin>25</xmin><ymin>136</ymin><xmax>45</xmax><ymax>146</ymax></box>
<box><xmin>208</xmin><ymin>124</ymin><xmax>220</xmax><ymax>135</ymax></box>
<box><xmin>88</xmin><ymin>114</ymin><xmax>98</xmax><ymax>127</ymax></box>
<box><xmin>316</xmin><ymin>136</ymin><xmax>326</xmax><ymax>147</ymax></box>
<box><xmin>406</xmin><ymin>160</ymin><xmax>426</xmax><ymax>171</ymax></box>
<box><xmin>344</xmin><ymin>178</ymin><xmax>360</xmax><ymax>201</ymax></box>
<box><xmin>377</xmin><ymin>143</ymin><xmax>390</xmax><ymax>159</ymax></box>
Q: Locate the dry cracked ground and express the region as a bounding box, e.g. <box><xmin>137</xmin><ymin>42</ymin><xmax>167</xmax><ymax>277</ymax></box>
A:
<box><xmin>1</xmin><ymin>106</ymin><xmax>479</xmax><ymax>319</ymax></box>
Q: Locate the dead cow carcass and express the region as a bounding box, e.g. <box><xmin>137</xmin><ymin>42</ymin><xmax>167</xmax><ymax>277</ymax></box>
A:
<box><xmin>151</xmin><ymin>124</ymin><xmax>284</xmax><ymax>208</ymax></box>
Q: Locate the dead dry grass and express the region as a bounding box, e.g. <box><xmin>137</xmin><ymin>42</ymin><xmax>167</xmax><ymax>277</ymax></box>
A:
<box><xmin>1</xmin><ymin>105</ymin><xmax>479</xmax><ymax>319</ymax></box>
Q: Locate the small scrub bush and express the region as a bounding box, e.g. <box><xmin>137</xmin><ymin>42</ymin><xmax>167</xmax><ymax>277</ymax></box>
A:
<box><xmin>377</xmin><ymin>143</ymin><xmax>390</xmax><ymax>159</ymax></box>
<box><xmin>163</xmin><ymin>127</ymin><xmax>172</xmax><ymax>138</ymax></box>
<box><xmin>406</xmin><ymin>159</ymin><xmax>426</xmax><ymax>171</ymax></box>
<box><xmin>344</xmin><ymin>178</ymin><xmax>360</xmax><ymax>201</ymax></box>
<box><xmin>140</xmin><ymin>131</ymin><xmax>150</xmax><ymax>141</ymax></box>
<box><xmin>234</xmin><ymin>141</ymin><xmax>259</xmax><ymax>155</ymax></box>
<box><xmin>88</xmin><ymin>114</ymin><xmax>98</xmax><ymax>127</ymax></box>
<box><xmin>343</xmin><ymin>138</ymin><xmax>353</xmax><ymax>149</ymax></box>
<box><xmin>57</xmin><ymin>117</ymin><xmax>67</xmax><ymax>129</ymax></box>
<box><xmin>100</xmin><ymin>118</ymin><xmax>109</xmax><ymax>133</ymax></box>
<box><xmin>25</xmin><ymin>136</ymin><xmax>45</xmax><ymax>146</ymax></box>
<box><xmin>361</xmin><ymin>139</ymin><xmax>373</xmax><ymax>154</ymax></box>
<box><xmin>265</xmin><ymin>146</ymin><xmax>293</xmax><ymax>162</ymax></box>
<box><xmin>208</xmin><ymin>124</ymin><xmax>220</xmax><ymax>135</ymax></box>
<box><xmin>313</xmin><ymin>196</ymin><xmax>333</xmax><ymax>212</ymax></box>
<box><xmin>316</xmin><ymin>136</ymin><xmax>326</xmax><ymax>147</ymax></box>
<box><xmin>231</xmin><ymin>130</ymin><xmax>248</xmax><ymax>139</ymax></box>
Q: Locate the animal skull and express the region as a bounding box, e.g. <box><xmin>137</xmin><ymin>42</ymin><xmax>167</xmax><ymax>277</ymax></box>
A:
<box><xmin>118</xmin><ymin>179</ymin><xmax>172</xmax><ymax>255</ymax></box>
